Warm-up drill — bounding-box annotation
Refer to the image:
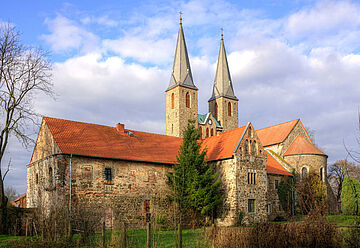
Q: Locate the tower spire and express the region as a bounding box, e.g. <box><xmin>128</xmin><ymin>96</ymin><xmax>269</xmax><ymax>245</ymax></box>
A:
<box><xmin>167</xmin><ymin>16</ymin><xmax>197</xmax><ymax>91</ymax></box>
<box><xmin>209</xmin><ymin>32</ymin><xmax>237</xmax><ymax>101</ymax></box>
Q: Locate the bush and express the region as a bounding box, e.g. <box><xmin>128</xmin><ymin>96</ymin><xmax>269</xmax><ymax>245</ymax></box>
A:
<box><xmin>341</xmin><ymin>177</ymin><xmax>360</xmax><ymax>215</ymax></box>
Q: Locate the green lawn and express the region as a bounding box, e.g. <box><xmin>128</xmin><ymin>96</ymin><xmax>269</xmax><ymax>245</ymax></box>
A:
<box><xmin>0</xmin><ymin>228</ymin><xmax>208</xmax><ymax>248</ymax></box>
<box><xmin>327</xmin><ymin>215</ymin><xmax>360</xmax><ymax>226</ymax></box>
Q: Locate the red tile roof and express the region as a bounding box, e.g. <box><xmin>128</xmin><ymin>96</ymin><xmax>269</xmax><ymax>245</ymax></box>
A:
<box><xmin>257</xmin><ymin>119</ymin><xmax>299</xmax><ymax>147</ymax></box>
<box><xmin>201</xmin><ymin>126</ymin><xmax>246</xmax><ymax>161</ymax></box>
<box><xmin>44</xmin><ymin>117</ymin><xmax>182</xmax><ymax>164</ymax></box>
<box><xmin>43</xmin><ymin>117</ymin><xmax>246</xmax><ymax>164</ymax></box>
<box><xmin>266</xmin><ymin>151</ymin><xmax>292</xmax><ymax>176</ymax></box>
<box><xmin>283</xmin><ymin>135</ymin><xmax>326</xmax><ymax>156</ymax></box>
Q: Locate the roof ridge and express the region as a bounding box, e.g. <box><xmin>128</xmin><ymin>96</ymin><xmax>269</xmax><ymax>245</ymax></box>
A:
<box><xmin>257</xmin><ymin>118</ymin><xmax>299</xmax><ymax>131</ymax></box>
<box><xmin>44</xmin><ymin>116</ymin><xmax>182</xmax><ymax>140</ymax></box>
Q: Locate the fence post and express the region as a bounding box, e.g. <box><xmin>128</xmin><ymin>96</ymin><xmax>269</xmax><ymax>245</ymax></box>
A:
<box><xmin>102</xmin><ymin>221</ymin><xmax>106</xmax><ymax>248</ymax></box>
<box><xmin>122</xmin><ymin>222</ymin><xmax>127</xmax><ymax>248</ymax></box>
<box><xmin>147</xmin><ymin>222</ymin><xmax>151</xmax><ymax>248</ymax></box>
<box><xmin>178</xmin><ymin>223</ymin><xmax>182</xmax><ymax>248</ymax></box>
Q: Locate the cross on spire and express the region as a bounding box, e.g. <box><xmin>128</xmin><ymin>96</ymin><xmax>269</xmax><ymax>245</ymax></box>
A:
<box><xmin>179</xmin><ymin>11</ymin><xmax>183</xmax><ymax>23</ymax></box>
<box><xmin>221</xmin><ymin>28</ymin><xmax>224</xmax><ymax>39</ymax></box>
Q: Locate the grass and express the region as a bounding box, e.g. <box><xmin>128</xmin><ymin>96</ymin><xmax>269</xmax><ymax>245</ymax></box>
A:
<box><xmin>327</xmin><ymin>215</ymin><xmax>360</xmax><ymax>226</ymax></box>
<box><xmin>0</xmin><ymin>228</ymin><xmax>208</xmax><ymax>248</ymax></box>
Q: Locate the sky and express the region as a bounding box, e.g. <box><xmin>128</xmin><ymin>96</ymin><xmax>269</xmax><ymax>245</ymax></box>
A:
<box><xmin>1</xmin><ymin>0</ymin><xmax>360</xmax><ymax>194</ymax></box>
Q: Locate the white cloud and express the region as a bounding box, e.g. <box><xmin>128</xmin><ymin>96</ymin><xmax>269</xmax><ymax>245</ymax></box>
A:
<box><xmin>42</xmin><ymin>15</ymin><xmax>99</xmax><ymax>53</ymax></box>
<box><xmin>81</xmin><ymin>15</ymin><xmax>118</xmax><ymax>27</ymax></box>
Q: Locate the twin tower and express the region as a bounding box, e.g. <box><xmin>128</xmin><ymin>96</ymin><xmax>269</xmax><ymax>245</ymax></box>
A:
<box><xmin>166</xmin><ymin>18</ymin><xmax>238</xmax><ymax>138</ymax></box>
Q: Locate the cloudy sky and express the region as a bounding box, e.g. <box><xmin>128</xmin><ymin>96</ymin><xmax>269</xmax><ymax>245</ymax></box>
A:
<box><xmin>2</xmin><ymin>0</ymin><xmax>360</xmax><ymax>193</ymax></box>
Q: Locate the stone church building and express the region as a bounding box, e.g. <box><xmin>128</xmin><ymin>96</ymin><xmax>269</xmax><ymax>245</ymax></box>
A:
<box><xmin>26</xmin><ymin>19</ymin><xmax>335</xmax><ymax>227</ymax></box>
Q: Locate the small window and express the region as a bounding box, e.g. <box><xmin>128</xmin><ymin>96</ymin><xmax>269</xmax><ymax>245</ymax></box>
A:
<box><xmin>228</xmin><ymin>102</ymin><xmax>231</xmax><ymax>116</ymax></box>
<box><xmin>275</xmin><ymin>179</ymin><xmax>279</xmax><ymax>189</ymax></box>
<box><xmin>302</xmin><ymin>167</ymin><xmax>308</xmax><ymax>179</ymax></box>
<box><xmin>215</xmin><ymin>103</ymin><xmax>218</xmax><ymax>119</ymax></box>
<box><xmin>248</xmin><ymin>172</ymin><xmax>256</xmax><ymax>185</ymax></box>
<box><xmin>186</xmin><ymin>92</ymin><xmax>190</xmax><ymax>108</ymax></box>
<box><xmin>211</xmin><ymin>129</ymin><xmax>214</xmax><ymax>136</ymax></box>
<box><xmin>199</xmin><ymin>126</ymin><xmax>202</xmax><ymax>139</ymax></box>
<box><xmin>105</xmin><ymin>168</ymin><xmax>112</xmax><ymax>181</ymax></box>
<box><xmin>206</xmin><ymin>128</ymin><xmax>209</xmax><ymax>138</ymax></box>
<box><xmin>171</xmin><ymin>93</ymin><xmax>175</xmax><ymax>109</ymax></box>
<box><xmin>267</xmin><ymin>204</ymin><xmax>271</xmax><ymax>214</ymax></box>
<box><xmin>49</xmin><ymin>167</ymin><xmax>53</xmax><ymax>186</ymax></box>
<box><xmin>129</xmin><ymin>170</ymin><xmax>136</xmax><ymax>181</ymax></box>
<box><xmin>82</xmin><ymin>166</ymin><xmax>92</xmax><ymax>180</ymax></box>
<box><xmin>248</xmin><ymin>199</ymin><xmax>255</xmax><ymax>213</ymax></box>
<box><xmin>244</xmin><ymin>140</ymin><xmax>249</xmax><ymax>154</ymax></box>
<box><xmin>320</xmin><ymin>167</ymin><xmax>323</xmax><ymax>181</ymax></box>
<box><xmin>36</xmin><ymin>173</ymin><xmax>39</xmax><ymax>185</ymax></box>
<box><xmin>252</xmin><ymin>141</ymin><xmax>257</xmax><ymax>155</ymax></box>
<box><xmin>144</xmin><ymin>200</ymin><xmax>151</xmax><ymax>212</ymax></box>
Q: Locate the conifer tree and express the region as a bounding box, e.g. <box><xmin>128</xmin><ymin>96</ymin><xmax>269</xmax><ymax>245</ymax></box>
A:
<box><xmin>167</xmin><ymin>120</ymin><xmax>222</xmax><ymax>224</ymax></box>
<box><xmin>341</xmin><ymin>177</ymin><xmax>360</xmax><ymax>215</ymax></box>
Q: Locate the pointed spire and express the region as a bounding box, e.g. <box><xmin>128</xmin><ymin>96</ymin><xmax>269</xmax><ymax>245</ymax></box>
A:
<box><xmin>209</xmin><ymin>32</ymin><xmax>238</xmax><ymax>101</ymax></box>
<box><xmin>167</xmin><ymin>17</ymin><xmax>197</xmax><ymax>91</ymax></box>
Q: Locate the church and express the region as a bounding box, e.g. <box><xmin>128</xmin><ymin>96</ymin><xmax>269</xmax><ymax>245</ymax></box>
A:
<box><xmin>26</xmin><ymin>18</ymin><xmax>335</xmax><ymax>227</ymax></box>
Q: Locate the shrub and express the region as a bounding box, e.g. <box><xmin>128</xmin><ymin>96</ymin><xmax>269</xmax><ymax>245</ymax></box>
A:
<box><xmin>341</xmin><ymin>177</ymin><xmax>360</xmax><ymax>215</ymax></box>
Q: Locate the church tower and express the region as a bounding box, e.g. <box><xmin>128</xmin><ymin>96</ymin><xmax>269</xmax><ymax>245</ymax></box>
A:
<box><xmin>208</xmin><ymin>33</ymin><xmax>238</xmax><ymax>132</ymax></box>
<box><xmin>166</xmin><ymin>18</ymin><xmax>198</xmax><ymax>137</ymax></box>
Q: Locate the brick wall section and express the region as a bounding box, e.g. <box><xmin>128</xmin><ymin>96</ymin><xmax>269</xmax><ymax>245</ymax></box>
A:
<box><xmin>208</xmin><ymin>97</ymin><xmax>238</xmax><ymax>132</ymax></box>
<box><xmin>166</xmin><ymin>85</ymin><xmax>198</xmax><ymax>137</ymax></box>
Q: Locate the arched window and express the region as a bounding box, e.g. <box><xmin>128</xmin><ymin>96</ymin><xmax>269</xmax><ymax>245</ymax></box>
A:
<box><xmin>320</xmin><ymin>167</ymin><xmax>323</xmax><ymax>181</ymax></box>
<box><xmin>244</xmin><ymin>139</ymin><xmax>249</xmax><ymax>154</ymax></box>
<box><xmin>199</xmin><ymin>126</ymin><xmax>202</xmax><ymax>139</ymax></box>
<box><xmin>302</xmin><ymin>167</ymin><xmax>308</xmax><ymax>179</ymax></box>
<box><xmin>171</xmin><ymin>93</ymin><xmax>175</xmax><ymax>109</ymax></box>
<box><xmin>211</xmin><ymin>129</ymin><xmax>214</xmax><ymax>136</ymax></box>
<box><xmin>252</xmin><ymin>141</ymin><xmax>257</xmax><ymax>155</ymax></box>
<box><xmin>49</xmin><ymin>167</ymin><xmax>53</xmax><ymax>186</ymax></box>
<box><xmin>248</xmin><ymin>126</ymin><xmax>252</xmax><ymax>137</ymax></box>
<box><xmin>206</xmin><ymin>128</ymin><xmax>209</xmax><ymax>138</ymax></box>
<box><xmin>186</xmin><ymin>92</ymin><xmax>190</xmax><ymax>108</ymax></box>
<box><xmin>36</xmin><ymin>173</ymin><xmax>39</xmax><ymax>184</ymax></box>
<box><xmin>215</xmin><ymin>103</ymin><xmax>218</xmax><ymax>119</ymax></box>
<box><xmin>228</xmin><ymin>102</ymin><xmax>231</xmax><ymax>116</ymax></box>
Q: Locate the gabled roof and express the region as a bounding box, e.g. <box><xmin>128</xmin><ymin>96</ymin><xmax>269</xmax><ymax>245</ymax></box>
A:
<box><xmin>198</xmin><ymin>113</ymin><xmax>222</xmax><ymax>128</ymax></box>
<box><xmin>257</xmin><ymin>119</ymin><xmax>299</xmax><ymax>147</ymax></box>
<box><xmin>43</xmin><ymin>117</ymin><xmax>182</xmax><ymax>164</ymax></box>
<box><xmin>201</xmin><ymin>126</ymin><xmax>246</xmax><ymax>161</ymax></box>
<box><xmin>265</xmin><ymin>151</ymin><xmax>293</xmax><ymax>176</ymax></box>
<box><xmin>209</xmin><ymin>35</ymin><xmax>238</xmax><ymax>101</ymax></box>
<box><xmin>284</xmin><ymin>135</ymin><xmax>326</xmax><ymax>157</ymax></box>
<box><xmin>167</xmin><ymin>19</ymin><xmax>197</xmax><ymax>91</ymax></box>
<box><xmin>42</xmin><ymin>117</ymin><xmax>245</xmax><ymax>164</ymax></box>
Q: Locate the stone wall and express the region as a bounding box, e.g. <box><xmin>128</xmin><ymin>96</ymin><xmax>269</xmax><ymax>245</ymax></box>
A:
<box><xmin>199</xmin><ymin>114</ymin><xmax>219</xmax><ymax>139</ymax></box>
<box><xmin>28</xmin><ymin>154</ymin><xmax>174</xmax><ymax>228</ymax></box>
<box><xmin>166</xmin><ymin>85</ymin><xmax>198</xmax><ymax>137</ymax></box>
<box><xmin>266</xmin><ymin>174</ymin><xmax>288</xmax><ymax>219</ymax></box>
<box><xmin>280</xmin><ymin>121</ymin><xmax>312</xmax><ymax>156</ymax></box>
<box><xmin>208</xmin><ymin>97</ymin><xmax>238</xmax><ymax>132</ymax></box>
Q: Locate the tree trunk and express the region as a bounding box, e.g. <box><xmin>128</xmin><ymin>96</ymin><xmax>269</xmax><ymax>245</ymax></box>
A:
<box><xmin>0</xmin><ymin>160</ymin><xmax>8</xmax><ymax>234</ymax></box>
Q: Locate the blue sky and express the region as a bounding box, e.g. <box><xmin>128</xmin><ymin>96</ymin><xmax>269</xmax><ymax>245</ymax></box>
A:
<box><xmin>2</xmin><ymin>0</ymin><xmax>360</xmax><ymax>193</ymax></box>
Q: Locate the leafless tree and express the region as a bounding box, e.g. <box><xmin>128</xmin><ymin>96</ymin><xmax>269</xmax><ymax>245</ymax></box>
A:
<box><xmin>4</xmin><ymin>186</ymin><xmax>18</xmax><ymax>202</ymax></box>
<box><xmin>328</xmin><ymin>159</ymin><xmax>359</xmax><ymax>202</ymax></box>
<box><xmin>345</xmin><ymin>112</ymin><xmax>360</xmax><ymax>164</ymax></box>
<box><xmin>0</xmin><ymin>23</ymin><xmax>53</xmax><ymax>234</ymax></box>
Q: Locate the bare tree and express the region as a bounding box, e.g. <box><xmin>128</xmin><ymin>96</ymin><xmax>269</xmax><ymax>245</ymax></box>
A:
<box><xmin>4</xmin><ymin>186</ymin><xmax>18</xmax><ymax>202</ymax></box>
<box><xmin>328</xmin><ymin>159</ymin><xmax>359</xmax><ymax>202</ymax></box>
<box><xmin>0</xmin><ymin>23</ymin><xmax>53</xmax><ymax>234</ymax></box>
<box><xmin>346</xmin><ymin>112</ymin><xmax>360</xmax><ymax>163</ymax></box>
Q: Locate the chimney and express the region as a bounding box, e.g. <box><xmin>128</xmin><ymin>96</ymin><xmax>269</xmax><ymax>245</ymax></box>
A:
<box><xmin>116</xmin><ymin>123</ymin><xmax>125</xmax><ymax>132</ymax></box>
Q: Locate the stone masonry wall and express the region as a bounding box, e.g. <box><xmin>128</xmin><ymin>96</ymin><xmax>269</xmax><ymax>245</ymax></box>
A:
<box><xmin>208</xmin><ymin>97</ymin><xmax>238</xmax><ymax>132</ymax></box>
<box><xmin>199</xmin><ymin>114</ymin><xmax>219</xmax><ymax>139</ymax></box>
<box><xmin>28</xmin><ymin>154</ymin><xmax>174</xmax><ymax>228</ymax></box>
<box><xmin>166</xmin><ymin>85</ymin><xmax>198</xmax><ymax>137</ymax></box>
<box><xmin>280</xmin><ymin>121</ymin><xmax>312</xmax><ymax>156</ymax></box>
<box><xmin>266</xmin><ymin>174</ymin><xmax>288</xmax><ymax>220</ymax></box>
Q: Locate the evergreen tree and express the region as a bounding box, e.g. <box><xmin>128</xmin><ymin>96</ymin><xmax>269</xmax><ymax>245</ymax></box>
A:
<box><xmin>167</xmin><ymin>120</ymin><xmax>222</xmax><ymax>223</ymax></box>
<box><xmin>341</xmin><ymin>177</ymin><xmax>360</xmax><ymax>215</ymax></box>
